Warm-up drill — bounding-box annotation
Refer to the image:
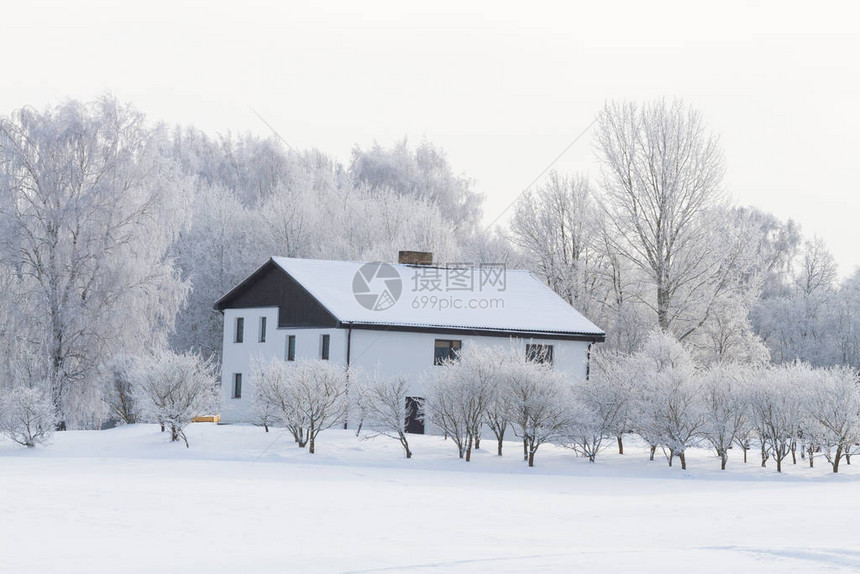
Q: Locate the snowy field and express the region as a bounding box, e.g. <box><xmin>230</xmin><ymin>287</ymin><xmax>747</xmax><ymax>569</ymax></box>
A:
<box><xmin>2</xmin><ymin>425</ymin><xmax>860</xmax><ymax>573</ymax></box>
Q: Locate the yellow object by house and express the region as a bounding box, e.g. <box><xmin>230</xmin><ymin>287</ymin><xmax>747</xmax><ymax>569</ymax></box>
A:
<box><xmin>192</xmin><ymin>415</ymin><xmax>221</xmax><ymax>423</ymax></box>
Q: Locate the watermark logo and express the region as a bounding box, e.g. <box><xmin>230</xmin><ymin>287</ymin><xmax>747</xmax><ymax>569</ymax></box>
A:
<box><xmin>353</xmin><ymin>262</ymin><xmax>507</xmax><ymax>312</ymax></box>
<box><xmin>353</xmin><ymin>262</ymin><xmax>403</xmax><ymax>311</ymax></box>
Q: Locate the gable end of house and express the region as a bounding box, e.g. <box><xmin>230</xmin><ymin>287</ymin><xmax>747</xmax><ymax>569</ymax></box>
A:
<box><xmin>213</xmin><ymin>259</ymin><xmax>339</xmax><ymax>328</ymax></box>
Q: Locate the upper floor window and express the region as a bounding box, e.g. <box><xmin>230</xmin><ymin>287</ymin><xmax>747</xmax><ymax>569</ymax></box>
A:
<box><xmin>434</xmin><ymin>339</ymin><xmax>462</xmax><ymax>365</ymax></box>
<box><xmin>526</xmin><ymin>344</ymin><xmax>554</xmax><ymax>365</ymax></box>
<box><xmin>259</xmin><ymin>316</ymin><xmax>267</xmax><ymax>343</ymax></box>
<box><xmin>235</xmin><ymin>317</ymin><xmax>244</xmax><ymax>343</ymax></box>
<box><xmin>320</xmin><ymin>334</ymin><xmax>330</xmax><ymax>360</ymax></box>
<box><xmin>286</xmin><ymin>335</ymin><xmax>296</xmax><ymax>361</ymax></box>
<box><xmin>232</xmin><ymin>373</ymin><xmax>242</xmax><ymax>399</ymax></box>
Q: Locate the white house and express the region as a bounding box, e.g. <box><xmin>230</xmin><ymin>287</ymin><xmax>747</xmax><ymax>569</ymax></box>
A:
<box><xmin>214</xmin><ymin>252</ymin><xmax>605</xmax><ymax>431</ymax></box>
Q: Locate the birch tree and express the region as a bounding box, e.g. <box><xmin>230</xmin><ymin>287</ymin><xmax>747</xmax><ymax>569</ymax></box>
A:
<box><xmin>0</xmin><ymin>97</ymin><xmax>189</xmax><ymax>428</ymax></box>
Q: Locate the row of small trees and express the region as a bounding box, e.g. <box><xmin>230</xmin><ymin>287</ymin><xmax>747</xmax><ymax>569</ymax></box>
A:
<box><xmin>422</xmin><ymin>334</ymin><xmax>860</xmax><ymax>473</ymax></box>
<box><xmin>248</xmin><ymin>336</ymin><xmax>860</xmax><ymax>473</ymax></box>
<box><xmin>0</xmin><ymin>350</ymin><xmax>218</xmax><ymax>448</ymax></box>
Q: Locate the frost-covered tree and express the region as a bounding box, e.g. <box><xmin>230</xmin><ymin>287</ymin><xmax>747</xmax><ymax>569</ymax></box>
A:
<box><xmin>251</xmin><ymin>359</ymin><xmax>348</xmax><ymax>454</ymax></box>
<box><xmin>171</xmin><ymin>185</ymin><xmax>261</xmax><ymax>358</ymax></box>
<box><xmin>801</xmin><ymin>366</ymin><xmax>860</xmax><ymax>473</ymax></box>
<box><xmin>511</xmin><ymin>172</ymin><xmax>606</xmax><ymax>317</ymax></box>
<box><xmin>0</xmin><ymin>97</ymin><xmax>190</xmax><ymax>428</ymax></box>
<box><xmin>133</xmin><ymin>350</ymin><xmax>218</xmax><ymax>447</ymax></box>
<box><xmin>0</xmin><ymin>385</ymin><xmax>58</xmax><ymax>448</ymax></box>
<box><xmin>426</xmin><ymin>365</ymin><xmax>472</xmax><ymax>461</ymax></box>
<box><xmin>290</xmin><ymin>361</ymin><xmax>350</xmax><ymax>454</ymax></box>
<box><xmin>0</xmin><ymin>342</ymin><xmax>58</xmax><ymax>447</ymax></box>
<box><xmin>251</xmin><ymin>357</ymin><xmax>300</xmax><ymax>438</ymax></box>
<box><xmin>698</xmin><ymin>364</ymin><xmax>750</xmax><ymax>469</ymax></box>
<box><xmin>355</xmin><ymin>373</ymin><xmax>416</xmax><ymax>458</ymax></box>
<box><xmin>350</xmin><ymin>138</ymin><xmax>483</xmax><ymax>233</ymax></box>
<box><xmin>100</xmin><ymin>355</ymin><xmax>141</xmax><ymax>425</ymax></box>
<box><xmin>749</xmin><ymin>363</ymin><xmax>807</xmax><ymax>473</ymax></box>
<box><xmin>563</xmin><ymin>351</ymin><xmax>630</xmax><ymax>462</ymax></box>
<box><xmin>502</xmin><ymin>354</ymin><xmax>571</xmax><ymax>467</ymax></box>
<box><xmin>629</xmin><ymin>332</ymin><xmax>703</xmax><ymax>469</ymax></box>
<box><xmin>597</xmin><ymin>99</ymin><xmax>741</xmax><ymax>341</ymax></box>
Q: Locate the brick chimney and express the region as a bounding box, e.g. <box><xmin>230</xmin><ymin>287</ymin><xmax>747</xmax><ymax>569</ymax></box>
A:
<box><xmin>398</xmin><ymin>250</ymin><xmax>433</xmax><ymax>266</ymax></box>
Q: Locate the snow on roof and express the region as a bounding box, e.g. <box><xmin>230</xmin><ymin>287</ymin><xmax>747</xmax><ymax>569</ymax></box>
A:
<box><xmin>270</xmin><ymin>257</ymin><xmax>604</xmax><ymax>338</ymax></box>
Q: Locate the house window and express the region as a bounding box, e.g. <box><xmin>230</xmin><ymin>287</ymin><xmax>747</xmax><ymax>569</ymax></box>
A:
<box><xmin>232</xmin><ymin>373</ymin><xmax>242</xmax><ymax>399</ymax></box>
<box><xmin>434</xmin><ymin>339</ymin><xmax>462</xmax><ymax>365</ymax></box>
<box><xmin>286</xmin><ymin>335</ymin><xmax>296</xmax><ymax>361</ymax></box>
<box><xmin>526</xmin><ymin>344</ymin><xmax>554</xmax><ymax>364</ymax></box>
<box><xmin>259</xmin><ymin>316</ymin><xmax>267</xmax><ymax>343</ymax></box>
<box><xmin>320</xmin><ymin>334</ymin><xmax>330</xmax><ymax>360</ymax></box>
<box><xmin>235</xmin><ymin>317</ymin><xmax>244</xmax><ymax>343</ymax></box>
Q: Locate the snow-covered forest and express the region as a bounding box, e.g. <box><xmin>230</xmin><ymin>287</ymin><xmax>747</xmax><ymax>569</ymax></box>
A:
<box><xmin>1</xmin><ymin>94</ymin><xmax>858</xmax><ymax>439</ymax></box>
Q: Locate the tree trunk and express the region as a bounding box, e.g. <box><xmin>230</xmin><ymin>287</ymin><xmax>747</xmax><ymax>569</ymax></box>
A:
<box><xmin>497</xmin><ymin>436</ymin><xmax>504</xmax><ymax>456</ymax></box>
<box><xmin>649</xmin><ymin>445</ymin><xmax>656</xmax><ymax>461</ymax></box>
<box><xmin>617</xmin><ymin>435</ymin><xmax>624</xmax><ymax>455</ymax></box>
<box><xmin>475</xmin><ymin>436</ymin><xmax>480</xmax><ymax>450</ymax></box>
<box><xmin>846</xmin><ymin>452</ymin><xmax>851</xmax><ymax>465</ymax></box>
<box><xmin>790</xmin><ymin>440</ymin><xmax>797</xmax><ymax>465</ymax></box>
<box><xmin>264</xmin><ymin>422</ymin><xmax>269</xmax><ymax>432</ymax></box>
<box><xmin>720</xmin><ymin>451</ymin><xmax>727</xmax><ymax>470</ymax></box>
<box><xmin>398</xmin><ymin>432</ymin><xmax>412</xmax><ymax>459</ymax></box>
<box><xmin>761</xmin><ymin>443</ymin><xmax>768</xmax><ymax>468</ymax></box>
<box><xmin>657</xmin><ymin>281</ymin><xmax>670</xmax><ymax>333</ymax></box>
<box><xmin>742</xmin><ymin>446</ymin><xmax>748</xmax><ymax>464</ymax></box>
<box><xmin>668</xmin><ymin>450</ymin><xmax>674</xmax><ymax>467</ymax></box>
<box><xmin>465</xmin><ymin>435</ymin><xmax>473</xmax><ymax>462</ymax></box>
<box><xmin>833</xmin><ymin>444</ymin><xmax>843</xmax><ymax>473</ymax></box>
<box><xmin>528</xmin><ymin>449</ymin><xmax>535</xmax><ymax>467</ymax></box>
<box><xmin>776</xmin><ymin>456</ymin><xmax>782</xmax><ymax>473</ymax></box>
<box><xmin>309</xmin><ymin>436</ymin><xmax>315</xmax><ymax>454</ymax></box>
<box><xmin>523</xmin><ymin>438</ymin><xmax>529</xmax><ymax>462</ymax></box>
<box><xmin>679</xmin><ymin>451</ymin><xmax>687</xmax><ymax>470</ymax></box>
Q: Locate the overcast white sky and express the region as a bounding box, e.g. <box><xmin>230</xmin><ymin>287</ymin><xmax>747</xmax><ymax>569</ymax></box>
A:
<box><xmin>3</xmin><ymin>1</ymin><xmax>859</xmax><ymax>276</ymax></box>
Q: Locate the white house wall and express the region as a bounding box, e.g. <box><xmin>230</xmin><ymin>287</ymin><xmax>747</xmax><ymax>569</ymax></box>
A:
<box><xmin>220</xmin><ymin>307</ymin><xmax>345</xmax><ymax>422</ymax></box>
<box><xmin>220</xmin><ymin>307</ymin><xmax>592</xmax><ymax>426</ymax></box>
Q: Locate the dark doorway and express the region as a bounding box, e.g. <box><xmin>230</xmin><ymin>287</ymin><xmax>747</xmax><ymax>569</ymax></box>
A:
<box><xmin>405</xmin><ymin>397</ymin><xmax>425</xmax><ymax>434</ymax></box>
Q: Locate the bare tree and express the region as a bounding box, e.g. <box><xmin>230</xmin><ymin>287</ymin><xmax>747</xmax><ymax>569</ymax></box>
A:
<box><xmin>0</xmin><ymin>386</ymin><xmax>58</xmax><ymax>448</ymax></box>
<box><xmin>251</xmin><ymin>358</ymin><xmax>309</xmax><ymax>445</ymax></box>
<box><xmin>699</xmin><ymin>364</ymin><xmax>750</xmax><ymax>470</ymax></box>
<box><xmin>563</xmin><ymin>354</ymin><xmax>628</xmax><ymax>462</ymax></box>
<box><xmin>356</xmin><ymin>374</ymin><xmax>416</xmax><ymax>458</ymax></box>
<box><xmin>100</xmin><ymin>355</ymin><xmax>141</xmax><ymax>425</ymax></box>
<box><xmin>802</xmin><ymin>366</ymin><xmax>860</xmax><ymax>473</ymax></box>
<box><xmin>254</xmin><ymin>360</ymin><xmax>349</xmax><ymax>454</ymax></box>
<box><xmin>503</xmin><ymin>357</ymin><xmax>571</xmax><ymax>467</ymax></box>
<box><xmin>133</xmin><ymin>350</ymin><xmax>219</xmax><ymax>447</ymax></box>
<box><xmin>596</xmin><ymin>99</ymin><xmax>731</xmax><ymax>340</ymax></box>
<box><xmin>629</xmin><ymin>332</ymin><xmax>703</xmax><ymax>469</ymax></box>
<box><xmin>511</xmin><ymin>172</ymin><xmax>607</xmax><ymax>320</ymax></box>
<box><xmin>426</xmin><ymin>371</ymin><xmax>469</xmax><ymax>459</ymax></box>
<box><xmin>749</xmin><ymin>363</ymin><xmax>806</xmax><ymax>473</ymax></box>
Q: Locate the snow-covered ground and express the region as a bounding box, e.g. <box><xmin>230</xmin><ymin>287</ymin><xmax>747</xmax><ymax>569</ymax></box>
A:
<box><xmin>2</xmin><ymin>425</ymin><xmax>859</xmax><ymax>573</ymax></box>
